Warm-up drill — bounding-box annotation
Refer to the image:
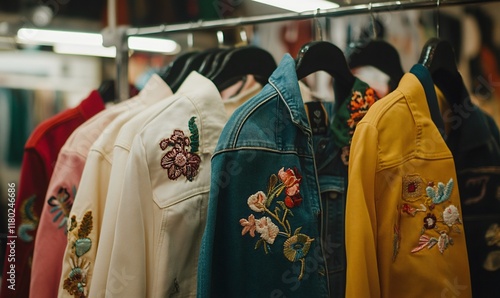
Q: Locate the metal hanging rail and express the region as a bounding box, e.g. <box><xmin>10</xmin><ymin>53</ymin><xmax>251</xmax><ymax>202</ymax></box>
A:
<box><xmin>115</xmin><ymin>0</ymin><xmax>497</xmax><ymax>100</ymax></box>
<box><xmin>126</xmin><ymin>0</ymin><xmax>499</xmax><ymax>36</ymax></box>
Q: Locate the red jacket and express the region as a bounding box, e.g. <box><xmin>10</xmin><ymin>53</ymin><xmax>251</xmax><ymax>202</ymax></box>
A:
<box><xmin>1</xmin><ymin>91</ymin><xmax>104</xmax><ymax>298</ymax></box>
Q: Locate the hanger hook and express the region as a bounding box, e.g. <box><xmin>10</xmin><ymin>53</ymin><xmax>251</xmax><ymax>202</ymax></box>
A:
<box><xmin>314</xmin><ymin>8</ymin><xmax>323</xmax><ymax>41</ymax></box>
<box><xmin>369</xmin><ymin>3</ymin><xmax>377</xmax><ymax>39</ymax></box>
<box><xmin>239</xmin><ymin>26</ymin><xmax>248</xmax><ymax>46</ymax></box>
<box><xmin>436</xmin><ymin>0</ymin><xmax>440</xmax><ymax>38</ymax></box>
<box><xmin>187</xmin><ymin>32</ymin><xmax>194</xmax><ymax>50</ymax></box>
<box><xmin>216</xmin><ymin>30</ymin><xmax>224</xmax><ymax>47</ymax></box>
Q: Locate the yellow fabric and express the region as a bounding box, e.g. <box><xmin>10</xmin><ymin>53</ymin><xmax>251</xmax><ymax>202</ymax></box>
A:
<box><xmin>345</xmin><ymin>73</ymin><xmax>472</xmax><ymax>297</ymax></box>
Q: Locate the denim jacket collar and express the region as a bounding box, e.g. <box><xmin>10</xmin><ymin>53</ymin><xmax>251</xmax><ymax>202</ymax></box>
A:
<box><xmin>268</xmin><ymin>54</ymin><xmax>312</xmax><ymax>133</ymax></box>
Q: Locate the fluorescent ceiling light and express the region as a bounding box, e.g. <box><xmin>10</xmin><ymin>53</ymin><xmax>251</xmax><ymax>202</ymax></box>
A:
<box><xmin>128</xmin><ymin>36</ymin><xmax>180</xmax><ymax>54</ymax></box>
<box><xmin>17</xmin><ymin>28</ymin><xmax>180</xmax><ymax>56</ymax></box>
<box><xmin>17</xmin><ymin>28</ymin><xmax>103</xmax><ymax>46</ymax></box>
<box><xmin>54</xmin><ymin>44</ymin><xmax>116</xmax><ymax>58</ymax></box>
<box><xmin>252</xmin><ymin>0</ymin><xmax>339</xmax><ymax>13</ymax></box>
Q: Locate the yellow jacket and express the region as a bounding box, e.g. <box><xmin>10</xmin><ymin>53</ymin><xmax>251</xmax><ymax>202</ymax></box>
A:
<box><xmin>345</xmin><ymin>71</ymin><xmax>472</xmax><ymax>297</ymax></box>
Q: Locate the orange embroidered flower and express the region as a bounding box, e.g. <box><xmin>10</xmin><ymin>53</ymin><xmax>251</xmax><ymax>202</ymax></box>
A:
<box><xmin>240</xmin><ymin>214</ymin><xmax>257</xmax><ymax>237</ymax></box>
<box><xmin>247</xmin><ymin>191</ymin><xmax>266</xmax><ymax>212</ymax></box>
<box><xmin>278</xmin><ymin>167</ymin><xmax>302</xmax><ymax>196</ymax></box>
<box><xmin>285</xmin><ymin>194</ymin><xmax>303</xmax><ymax>208</ymax></box>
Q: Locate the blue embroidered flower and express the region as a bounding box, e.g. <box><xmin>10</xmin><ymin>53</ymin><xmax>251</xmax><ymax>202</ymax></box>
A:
<box><xmin>48</xmin><ymin>187</ymin><xmax>75</xmax><ymax>232</ymax></box>
<box><xmin>18</xmin><ymin>195</ymin><xmax>38</xmax><ymax>242</ymax></box>
<box><xmin>426</xmin><ymin>178</ymin><xmax>454</xmax><ymax>204</ymax></box>
<box><xmin>283</xmin><ymin>234</ymin><xmax>314</xmax><ymax>262</ymax></box>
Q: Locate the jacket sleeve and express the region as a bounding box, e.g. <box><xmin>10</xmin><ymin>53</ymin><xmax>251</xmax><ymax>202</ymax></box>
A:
<box><xmin>345</xmin><ymin>122</ymin><xmax>381</xmax><ymax>297</ymax></box>
<box><xmin>31</xmin><ymin>151</ymin><xmax>84</xmax><ymax>298</ymax></box>
<box><xmin>104</xmin><ymin>136</ymin><xmax>150</xmax><ymax>297</ymax></box>
<box><xmin>88</xmin><ymin>147</ymin><xmax>129</xmax><ymax>296</ymax></box>
<box><xmin>1</xmin><ymin>149</ymin><xmax>47</xmax><ymax>298</ymax></box>
<box><xmin>57</xmin><ymin>150</ymin><xmax>112</xmax><ymax>298</ymax></box>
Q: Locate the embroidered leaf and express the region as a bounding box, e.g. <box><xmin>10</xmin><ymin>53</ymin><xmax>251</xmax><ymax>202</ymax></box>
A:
<box><xmin>59</xmin><ymin>217</ymin><xmax>68</xmax><ymax>229</ymax></box>
<box><xmin>75</xmin><ymin>238</ymin><xmax>92</xmax><ymax>257</ymax></box>
<box><xmin>277</xmin><ymin>201</ymin><xmax>287</xmax><ymax>211</ymax></box>
<box><xmin>267</xmin><ymin>174</ymin><xmax>278</xmax><ymax>195</ymax></box>
<box><xmin>68</xmin><ymin>215</ymin><xmax>77</xmax><ymax>232</ymax></box>
<box><xmin>188</xmin><ymin>116</ymin><xmax>199</xmax><ymax>153</ymax></box>
<box><xmin>294</xmin><ymin>227</ymin><xmax>302</xmax><ymax>235</ymax></box>
<box><xmin>255</xmin><ymin>238</ymin><xmax>264</xmax><ymax>250</ymax></box>
<box><xmin>78</xmin><ymin>211</ymin><xmax>93</xmax><ymax>239</ymax></box>
<box><xmin>428</xmin><ymin>238</ymin><xmax>438</xmax><ymax>249</ymax></box>
<box><xmin>53</xmin><ymin>211</ymin><xmax>63</xmax><ymax>222</ymax></box>
<box><xmin>411</xmin><ymin>234</ymin><xmax>430</xmax><ymax>253</ymax></box>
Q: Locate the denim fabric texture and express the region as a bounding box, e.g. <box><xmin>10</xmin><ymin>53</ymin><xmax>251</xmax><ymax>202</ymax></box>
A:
<box><xmin>198</xmin><ymin>54</ymin><xmax>332</xmax><ymax>297</ymax></box>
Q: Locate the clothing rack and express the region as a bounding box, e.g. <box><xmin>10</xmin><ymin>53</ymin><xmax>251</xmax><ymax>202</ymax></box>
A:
<box><xmin>115</xmin><ymin>0</ymin><xmax>499</xmax><ymax>100</ymax></box>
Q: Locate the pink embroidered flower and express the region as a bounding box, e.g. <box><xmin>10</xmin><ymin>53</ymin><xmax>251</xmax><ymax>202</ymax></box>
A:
<box><xmin>278</xmin><ymin>167</ymin><xmax>302</xmax><ymax>196</ymax></box>
<box><xmin>160</xmin><ymin>147</ymin><xmax>201</xmax><ymax>181</ymax></box>
<box><xmin>255</xmin><ymin>217</ymin><xmax>279</xmax><ymax>244</ymax></box>
<box><xmin>247</xmin><ymin>191</ymin><xmax>266</xmax><ymax>212</ymax></box>
<box><xmin>159</xmin><ymin>138</ymin><xmax>170</xmax><ymax>150</ymax></box>
<box><xmin>284</xmin><ymin>194</ymin><xmax>303</xmax><ymax>209</ymax></box>
<box><xmin>443</xmin><ymin>205</ymin><xmax>460</xmax><ymax>226</ymax></box>
<box><xmin>169</xmin><ymin>129</ymin><xmax>190</xmax><ymax>147</ymax></box>
<box><xmin>239</xmin><ymin>214</ymin><xmax>257</xmax><ymax>237</ymax></box>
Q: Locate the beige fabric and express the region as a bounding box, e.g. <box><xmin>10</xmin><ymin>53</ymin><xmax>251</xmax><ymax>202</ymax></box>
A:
<box><xmin>102</xmin><ymin>72</ymin><xmax>227</xmax><ymax>297</ymax></box>
<box><xmin>57</xmin><ymin>74</ymin><xmax>172</xmax><ymax>298</ymax></box>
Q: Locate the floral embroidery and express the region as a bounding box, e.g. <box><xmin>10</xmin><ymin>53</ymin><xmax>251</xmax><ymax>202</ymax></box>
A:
<box><xmin>63</xmin><ymin>211</ymin><xmax>93</xmax><ymax>298</ymax></box>
<box><xmin>347</xmin><ymin>88</ymin><xmax>379</xmax><ymax>133</ymax></box>
<box><xmin>402</xmin><ymin>174</ymin><xmax>424</xmax><ymax>201</ymax></box>
<box><xmin>339</xmin><ymin>87</ymin><xmax>380</xmax><ymax>166</ymax></box>
<box><xmin>442</xmin><ymin>205</ymin><xmax>461</xmax><ymax>226</ymax></box>
<box><xmin>393</xmin><ymin>206</ymin><xmax>401</xmax><ymax>261</ymax></box>
<box><xmin>18</xmin><ymin>195</ymin><xmax>39</xmax><ymax>242</ymax></box>
<box><xmin>423</xmin><ymin>213</ymin><xmax>437</xmax><ymax>229</ymax></box>
<box><xmin>240</xmin><ymin>215</ymin><xmax>257</xmax><ymax>237</ymax></box>
<box><xmin>399</xmin><ymin>175</ymin><xmax>463</xmax><ymax>256</ymax></box>
<box><xmin>485</xmin><ymin>223</ymin><xmax>500</xmax><ymax>247</ymax></box>
<box><xmin>48</xmin><ymin>186</ymin><xmax>75</xmax><ymax>233</ymax></box>
<box><xmin>239</xmin><ymin>167</ymin><xmax>314</xmax><ymax>280</ymax></box>
<box><xmin>426</xmin><ymin>178</ymin><xmax>454</xmax><ymax>204</ymax></box>
<box><xmin>159</xmin><ymin>117</ymin><xmax>201</xmax><ymax>181</ymax></box>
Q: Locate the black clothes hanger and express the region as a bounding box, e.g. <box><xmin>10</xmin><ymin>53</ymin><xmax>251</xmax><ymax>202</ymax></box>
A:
<box><xmin>347</xmin><ymin>40</ymin><xmax>404</xmax><ymax>92</ymax></box>
<box><xmin>210</xmin><ymin>46</ymin><xmax>277</xmax><ymax>91</ymax></box>
<box><xmin>198</xmin><ymin>48</ymin><xmax>226</xmax><ymax>76</ymax></box>
<box><xmin>418</xmin><ymin>37</ymin><xmax>471</xmax><ymax>138</ymax></box>
<box><xmin>419</xmin><ymin>37</ymin><xmax>465</xmax><ymax>105</ymax></box>
<box><xmin>97</xmin><ymin>80</ymin><xmax>116</xmax><ymax>103</ymax></box>
<box><xmin>204</xmin><ymin>48</ymin><xmax>232</xmax><ymax>78</ymax></box>
<box><xmin>161</xmin><ymin>51</ymin><xmax>199</xmax><ymax>86</ymax></box>
<box><xmin>295</xmin><ymin>41</ymin><xmax>356</xmax><ymax>101</ymax></box>
<box><xmin>170</xmin><ymin>49</ymin><xmax>217</xmax><ymax>92</ymax></box>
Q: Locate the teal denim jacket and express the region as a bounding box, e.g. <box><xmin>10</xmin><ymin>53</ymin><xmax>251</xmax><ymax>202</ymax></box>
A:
<box><xmin>197</xmin><ymin>54</ymin><xmax>331</xmax><ymax>297</ymax></box>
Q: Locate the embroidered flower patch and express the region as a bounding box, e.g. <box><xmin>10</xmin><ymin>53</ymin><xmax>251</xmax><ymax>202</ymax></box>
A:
<box><xmin>485</xmin><ymin>223</ymin><xmax>500</xmax><ymax>247</ymax></box>
<box><xmin>239</xmin><ymin>167</ymin><xmax>314</xmax><ymax>280</ymax></box>
<box><xmin>398</xmin><ymin>175</ymin><xmax>464</xmax><ymax>258</ymax></box>
<box><xmin>48</xmin><ymin>186</ymin><xmax>75</xmax><ymax>233</ymax></box>
<box><xmin>63</xmin><ymin>211</ymin><xmax>93</xmax><ymax>298</ymax></box>
<box><xmin>159</xmin><ymin>117</ymin><xmax>201</xmax><ymax>181</ymax></box>
<box><xmin>18</xmin><ymin>195</ymin><xmax>39</xmax><ymax>242</ymax></box>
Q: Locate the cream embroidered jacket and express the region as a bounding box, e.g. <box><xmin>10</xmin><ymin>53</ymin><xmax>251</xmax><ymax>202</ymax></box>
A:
<box><xmin>104</xmin><ymin>72</ymin><xmax>227</xmax><ymax>297</ymax></box>
<box><xmin>345</xmin><ymin>69</ymin><xmax>472</xmax><ymax>297</ymax></box>
<box><xmin>31</xmin><ymin>96</ymin><xmax>138</xmax><ymax>298</ymax></box>
<box><xmin>90</xmin><ymin>72</ymin><xmax>260</xmax><ymax>296</ymax></box>
<box><xmin>57</xmin><ymin>75</ymin><xmax>172</xmax><ymax>298</ymax></box>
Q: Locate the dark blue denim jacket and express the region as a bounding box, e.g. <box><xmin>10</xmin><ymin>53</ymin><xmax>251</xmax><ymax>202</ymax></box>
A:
<box><xmin>198</xmin><ymin>54</ymin><xmax>332</xmax><ymax>297</ymax></box>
